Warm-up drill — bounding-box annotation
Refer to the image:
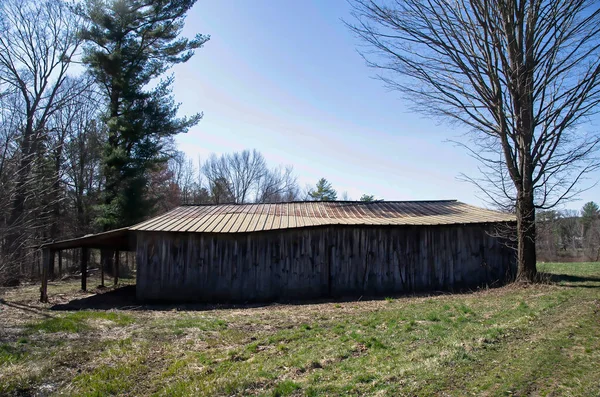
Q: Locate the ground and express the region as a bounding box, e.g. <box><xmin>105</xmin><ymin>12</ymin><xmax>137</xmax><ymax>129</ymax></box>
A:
<box><xmin>1</xmin><ymin>263</ymin><xmax>599</xmax><ymax>396</ymax></box>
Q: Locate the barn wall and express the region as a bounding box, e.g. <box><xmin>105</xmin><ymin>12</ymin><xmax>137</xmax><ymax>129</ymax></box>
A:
<box><xmin>135</xmin><ymin>224</ymin><xmax>515</xmax><ymax>302</ymax></box>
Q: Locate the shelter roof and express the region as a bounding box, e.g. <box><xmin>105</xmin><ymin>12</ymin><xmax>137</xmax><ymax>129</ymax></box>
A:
<box><xmin>40</xmin><ymin>200</ymin><xmax>515</xmax><ymax>251</ymax></box>
<box><xmin>130</xmin><ymin>200</ymin><xmax>515</xmax><ymax>234</ymax></box>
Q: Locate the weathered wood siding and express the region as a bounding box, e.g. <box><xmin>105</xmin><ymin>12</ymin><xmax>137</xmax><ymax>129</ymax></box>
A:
<box><xmin>135</xmin><ymin>224</ymin><xmax>515</xmax><ymax>302</ymax></box>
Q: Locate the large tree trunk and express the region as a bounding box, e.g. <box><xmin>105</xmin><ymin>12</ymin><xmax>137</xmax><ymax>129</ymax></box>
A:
<box><xmin>5</xmin><ymin>122</ymin><xmax>38</xmax><ymax>269</ymax></box>
<box><xmin>516</xmin><ymin>189</ymin><xmax>537</xmax><ymax>282</ymax></box>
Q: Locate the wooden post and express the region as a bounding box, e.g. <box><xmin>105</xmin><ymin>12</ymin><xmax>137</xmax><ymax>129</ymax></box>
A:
<box><xmin>48</xmin><ymin>248</ymin><xmax>55</xmax><ymax>280</ymax></box>
<box><xmin>100</xmin><ymin>252</ymin><xmax>105</xmax><ymax>287</ymax></box>
<box><xmin>58</xmin><ymin>251</ymin><xmax>62</xmax><ymax>278</ymax></box>
<box><xmin>81</xmin><ymin>247</ymin><xmax>88</xmax><ymax>291</ymax></box>
<box><xmin>114</xmin><ymin>250</ymin><xmax>120</xmax><ymax>286</ymax></box>
<box><xmin>40</xmin><ymin>248</ymin><xmax>53</xmax><ymax>303</ymax></box>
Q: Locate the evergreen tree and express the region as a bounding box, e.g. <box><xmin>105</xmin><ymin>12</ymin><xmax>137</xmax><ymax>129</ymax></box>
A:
<box><xmin>581</xmin><ymin>201</ymin><xmax>599</xmax><ymax>236</ymax></box>
<box><xmin>309</xmin><ymin>178</ymin><xmax>337</xmax><ymax>201</ymax></box>
<box><xmin>359</xmin><ymin>194</ymin><xmax>375</xmax><ymax>202</ymax></box>
<box><xmin>80</xmin><ymin>0</ymin><xmax>209</xmax><ymax>229</ymax></box>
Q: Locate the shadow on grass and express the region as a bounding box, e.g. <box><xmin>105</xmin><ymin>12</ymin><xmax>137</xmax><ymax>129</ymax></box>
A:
<box><xmin>546</xmin><ymin>273</ymin><xmax>600</xmax><ymax>287</ymax></box>
<box><xmin>49</xmin><ymin>282</ymin><xmax>510</xmax><ymax>312</ymax></box>
<box><xmin>50</xmin><ymin>285</ymin><xmax>274</xmax><ymax>312</ymax></box>
<box><xmin>0</xmin><ymin>299</ymin><xmax>54</xmax><ymax>317</ymax></box>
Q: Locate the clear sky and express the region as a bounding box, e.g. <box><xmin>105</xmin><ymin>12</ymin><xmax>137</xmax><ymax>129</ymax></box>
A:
<box><xmin>169</xmin><ymin>0</ymin><xmax>600</xmax><ymax>210</ymax></box>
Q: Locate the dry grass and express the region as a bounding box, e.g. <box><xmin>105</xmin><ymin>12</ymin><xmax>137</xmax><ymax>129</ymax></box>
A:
<box><xmin>1</xmin><ymin>264</ymin><xmax>599</xmax><ymax>396</ymax></box>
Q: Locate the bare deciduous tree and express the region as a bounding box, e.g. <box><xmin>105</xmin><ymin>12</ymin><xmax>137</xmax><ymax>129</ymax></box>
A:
<box><xmin>0</xmin><ymin>0</ymin><xmax>83</xmax><ymax>271</ymax></box>
<box><xmin>202</xmin><ymin>149</ymin><xmax>300</xmax><ymax>204</ymax></box>
<box><xmin>256</xmin><ymin>166</ymin><xmax>300</xmax><ymax>203</ymax></box>
<box><xmin>348</xmin><ymin>0</ymin><xmax>600</xmax><ymax>281</ymax></box>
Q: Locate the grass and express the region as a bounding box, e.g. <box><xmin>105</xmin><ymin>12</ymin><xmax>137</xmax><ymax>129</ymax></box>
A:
<box><xmin>1</xmin><ymin>262</ymin><xmax>599</xmax><ymax>396</ymax></box>
<box><xmin>0</xmin><ymin>344</ymin><xmax>26</xmax><ymax>365</ymax></box>
<box><xmin>25</xmin><ymin>311</ymin><xmax>134</xmax><ymax>333</ymax></box>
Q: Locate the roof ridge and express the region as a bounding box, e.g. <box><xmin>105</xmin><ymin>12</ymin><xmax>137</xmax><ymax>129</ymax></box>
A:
<box><xmin>178</xmin><ymin>199</ymin><xmax>459</xmax><ymax>207</ymax></box>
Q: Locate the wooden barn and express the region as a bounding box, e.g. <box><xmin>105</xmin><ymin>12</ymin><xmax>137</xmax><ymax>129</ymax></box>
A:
<box><xmin>40</xmin><ymin>200</ymin><xmax>516</xmax><ymax>302</ymax></box>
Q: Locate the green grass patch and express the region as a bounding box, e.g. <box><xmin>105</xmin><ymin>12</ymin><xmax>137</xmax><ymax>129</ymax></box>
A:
<box><xmin>25</xmin><ymin>311</ymin><xmax>134</xmax><ymax>333</ymax></box>
<box><xmin>72</xmin><ymin>359</ymin><xmax>144</xmax><ymax>396</ymax></box>
<box><xmin>272</xmin><ymin>380</ymin><xmax>301</xmax><ymax>396</ymax></box>
<box><xmin>0</xmin><ymin>344</ymin><xmax>26</xmax><ymax>365</ymax></box>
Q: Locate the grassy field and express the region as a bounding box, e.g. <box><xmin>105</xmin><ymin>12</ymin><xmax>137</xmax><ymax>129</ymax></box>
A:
<box><xmin>1</xmin><ymin>263</ymin><xmax>599</xmax><ymax>396</ymax></box>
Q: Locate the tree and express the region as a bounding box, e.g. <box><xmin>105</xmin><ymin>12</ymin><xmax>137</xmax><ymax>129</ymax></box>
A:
<box><xmin>581</xmin><ymin>201</ymin><xmax>599</xmax><ymax>236</ymax></box>
<box><xmin>62</xmin><ymin>88</ymin><xmax>104</xmax><ymax>238</ymax></box>
<box><xmin>0</xmin><ymin>0</ymin><xmax>83</xmax><ymax>275</ymax></box>
<box><xmin>209</xmin><ymin>177</ymin><xmax>235</xmax><ymax>204</ymax></box>
<box><xmin>202</xmin><ymin>149</ymin><xmax>300</xmax><ymax>204</ymax></box>
<box><xmin>309</xmin><ymin>178</ymin><xmax>337</xmax><ymax>201</ymax></box>
<box><xmin>359</xmin><ymin>194</ymin><xmax>375</xmax><ymax>202</ymax></box>
<box><xmin>223</xmin><ymin>150</ymin><xmax>267</xmax><ymax>204</ymax></box>
<box><xmin>348</xmin><ymin>0</ymin><xmax>600</xmax><ymax>282</ymax></box>
<box><xmin>168</xmin><ymin>151</ymin><xmax>198</xmax><ymax>204</ymax></box>
<box><xmin>80</xmin><ymin>0</ymin><xmax>209</xmax><ymax>230</ymax></box>
<box><xmin>256</xmin><ymin>166</ymin><xmax>300</xmax><ymax>203</ymax></box>
<box><xmin>536</xmin><ymin>210</ymin><xmax>560</xmax><ymax>260</ymax></box>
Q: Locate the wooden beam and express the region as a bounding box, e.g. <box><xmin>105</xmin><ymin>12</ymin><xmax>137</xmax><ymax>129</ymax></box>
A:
<box><xmin>114</xmin><ymin>250</ymin><xmax>120</xmax><ymax>286</ymax></box>
<box><xmin>81</xmin><ymin>247</ymin><xmax>88</xmax><ymax>291</ymax></box>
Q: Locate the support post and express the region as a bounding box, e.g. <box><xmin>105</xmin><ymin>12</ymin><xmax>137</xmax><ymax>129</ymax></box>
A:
<box><xmin>114</xmin><ymin>250</ymin><xmax>120</xmax><ymax>286</ymax></box>
<box><xmin>40</xmin><ymin>248</ymin><xmax>53</xmax><ymax>303</ymax></box>
<box><xmin>100</xmin><ymin>252</ymin><xmax>105</xmax><ymax>287</ymax></box>
<box><xmin>58</xmin><ymin>250</ymin><xmax>62</xmax><ymax>278</ymax></box>
<box><xmin>81</xmin><ymin>247</ymin><xmax>88</xmax><ymax>291</ymax></box>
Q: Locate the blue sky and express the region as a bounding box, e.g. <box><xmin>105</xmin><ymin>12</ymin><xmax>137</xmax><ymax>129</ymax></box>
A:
<box><xmin>169</xmin><ymin>0</ymin><xmax>599</xmax><ymax>210</ymax></box>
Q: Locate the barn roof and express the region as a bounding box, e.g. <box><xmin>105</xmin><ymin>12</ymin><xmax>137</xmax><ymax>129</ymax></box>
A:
<box><xmin>39</xmin><ymin>200</ymin><xmax>513</xmax><ymax>251</ymax></box>
<box><xmin>129</xmin><ymin>200</ymin><xmax>514</xmax><ymax>233</ymax></box>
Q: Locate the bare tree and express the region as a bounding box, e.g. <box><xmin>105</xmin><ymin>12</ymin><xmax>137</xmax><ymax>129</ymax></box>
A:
<box><xmin>0</xmin><ymin>0</ymin><xmax>83</xmax><ymax>270</ymax></box>
<box><xmin>60</xmin><ymin>80</ymin><xmax>104</xmax><ymax>238</ymax></box>
<box><xmin>168</xmin><ymin>151</ymin><xmax>198</xmax><ymax>204</ymax></box>
<box><xmin>201</xmin><ymin>150</ymin><xmax>301</xmax><ymax>204</ymax></box>
<box><xmin>256</xmin><ymin>166</ymin><xmax>300</xmax><ymax>203</ymax></box>
<box><xmin>227</xmin><ymin>150</ymin><xmax>268</xmax><ymax>204</ymax></box>
<box><xmin>348</xmin><ymin>0</ymin><xmax>600</xmax><ymax>281</ymax></box>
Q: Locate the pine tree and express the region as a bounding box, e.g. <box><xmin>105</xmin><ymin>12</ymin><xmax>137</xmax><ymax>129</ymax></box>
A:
<box><xmin>359</xmin><ymin>194</ymin><xmax>375</xmax><ymax>202</ymax></box>
<box><xmin>309</xmin><ymin>178</ymin><xmax>337</xmax><ymax>201</ymax></box>
<box><xmin>80</xmin><ymin>0</ymin><xmax>209</xmax><ymax>229</ymax></box>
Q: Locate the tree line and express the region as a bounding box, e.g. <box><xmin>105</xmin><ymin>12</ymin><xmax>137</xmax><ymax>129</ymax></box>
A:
<box><xmin>166</xmin><ymin>153</ymin><xmax>379</xmax><ymax>207</ymax></box>
<box><xmin>537</xmin><ymin>201</ymin><xmax>600</xmax><ymax>262</ymax></box>
<box><xmin>0</xmin><ymin>0</ymin><xmax>201</xmax><ymax>284</ymax></box>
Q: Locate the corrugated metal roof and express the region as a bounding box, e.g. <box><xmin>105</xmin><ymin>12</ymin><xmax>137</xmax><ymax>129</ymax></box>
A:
<box><xmin>129</xmin><ymin>200</ymin><xmax>515</xmax><ymax>233</ymax></box>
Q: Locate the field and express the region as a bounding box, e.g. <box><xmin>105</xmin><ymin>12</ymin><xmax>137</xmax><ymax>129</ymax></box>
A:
<box><xmin>1</xmin><ymin>263</ymin><xmax>599</xmax><ymax>396</ymax></box>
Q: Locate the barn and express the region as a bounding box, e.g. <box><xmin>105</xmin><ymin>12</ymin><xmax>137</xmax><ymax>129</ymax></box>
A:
<box><xmin>40</xmin><ymin>200</ymin><xmax>516</xmax><ymax>302</ymax></box>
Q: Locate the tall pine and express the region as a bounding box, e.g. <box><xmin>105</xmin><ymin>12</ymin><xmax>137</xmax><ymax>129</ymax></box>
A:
<box><xmin>80</xmin><ymin>0</ymin><xmax>208</xmax><ymax>230</ymax></box>
<box><xmin>309</xmin><ymin>178</ymin><xmax>337</xmax><ymax>201</ymax></box>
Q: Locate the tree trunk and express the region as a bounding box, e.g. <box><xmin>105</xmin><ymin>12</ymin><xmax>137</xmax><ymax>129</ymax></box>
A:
<box><xmin>516</xmin><ymin>190</ymin><xmax>537</xmax><ymax>282</ymax></box>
